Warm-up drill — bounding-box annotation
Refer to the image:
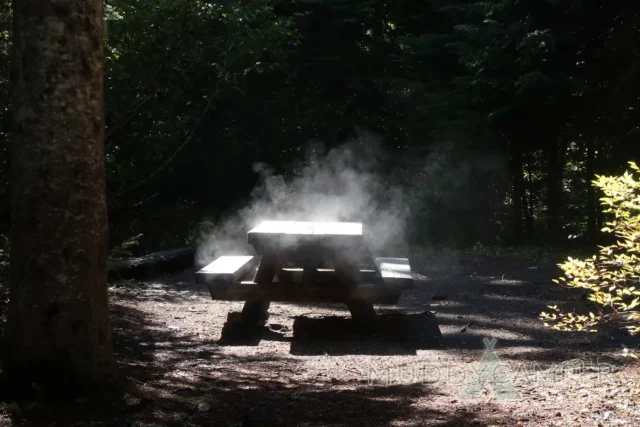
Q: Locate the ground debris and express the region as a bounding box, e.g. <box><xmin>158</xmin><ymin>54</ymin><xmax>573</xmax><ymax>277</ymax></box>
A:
<box><xmin>59</xmin><ymin>256</ymin><xmax>640</xmax><ymax>426</ymax></box>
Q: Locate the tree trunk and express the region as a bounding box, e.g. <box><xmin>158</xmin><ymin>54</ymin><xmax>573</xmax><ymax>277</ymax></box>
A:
<box><xmin>4</xmin><ymin>0</ymin><xmax>117</xmax><ymax>397</ymax></box>
<box><xmin>546</xmin><ymin>138</ymin><xmax>566</xmax><ymax>244</ymax></box>
<box><xmin>509</xmin><ymin>142</ymin><xmax>525</xmax><ymax>244</ymax></box>
<box><xmin>586</xmin><ymin>140</ymin><xmax>598</xmax><ymax>243</ymax></box>
<box><xmin>595</xmin><ymin>141</ymin><xmax>606</xmax><ymax>235</ymax></box>
<box><xmin>525</xmin><ymin>159</ymin><xmax>535</xmax><ymax>239</ymax></box>
<box><xmin>521</xmin><ymin>186</ymin><xmax>529</xmax><ymax>241</ymax></box>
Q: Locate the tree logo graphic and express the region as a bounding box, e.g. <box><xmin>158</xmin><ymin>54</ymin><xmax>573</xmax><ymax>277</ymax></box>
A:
<box><xmin>460</xmin><ymin>337</ymin><xmax>521</xmax><ymax>401</ymax></box>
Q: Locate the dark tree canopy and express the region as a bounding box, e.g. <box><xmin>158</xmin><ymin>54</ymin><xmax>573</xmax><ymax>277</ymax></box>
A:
<box><xmin>1</xmin><ymin>0</ymin><xmax>639</xmax><ymax>254</ymax></box>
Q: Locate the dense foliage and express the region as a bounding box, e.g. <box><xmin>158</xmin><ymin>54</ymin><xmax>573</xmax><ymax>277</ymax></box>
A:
<box><xmin>1</xmin><ymin>0</ymin><xmax>639</xmax><ymax>252</ymax></box>
<box><xmin>542</xmin><ymin>163</ymin><xmax>640</xmax><ymax>338</ymax></box>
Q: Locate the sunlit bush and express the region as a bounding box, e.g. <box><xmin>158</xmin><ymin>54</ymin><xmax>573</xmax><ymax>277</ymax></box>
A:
<box><xmin>541</xmin><ymin>162</ymin><xmax>640</xmax><ymax>343</ymax></box>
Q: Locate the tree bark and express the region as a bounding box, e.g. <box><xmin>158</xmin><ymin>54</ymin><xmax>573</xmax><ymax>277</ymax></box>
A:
<box><xmin>520</xmin><ymin>185</ymin><xmax>529</xmax><ymax>241</ymax></box>
<box><xmin>4</xmin><ymin>0</ymin><xmax>118</xmax><ymax>397</ymax></box>
<box><xmin>525</xmin><ymin>159</ymin><xmax>535</xmax><ymax>239</ymax></box>
<box><xmin>586</xmin><ymin>139</ymin><xmax>598</xmax><ymax>243</ymax></box>
<box><xmin>546</xmin><ymin>138</ymin><xmax>566</xmax><ymax>244</ymax></box>
<box><xmin>595</xmin><ymin>141</ymin><xmax>606</xmax><ymax>235</ymax></box>
<box><xmin>509</xmin><ymin>142</ymin><xmax>525</xmax><ymax>244</ymax></box>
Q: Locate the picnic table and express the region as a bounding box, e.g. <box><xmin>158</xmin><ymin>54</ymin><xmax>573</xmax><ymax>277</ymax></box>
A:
<box><xmin>195</xmin><ymin>220</ymin><xmax>413</xmax><ymax>326</ymax></box>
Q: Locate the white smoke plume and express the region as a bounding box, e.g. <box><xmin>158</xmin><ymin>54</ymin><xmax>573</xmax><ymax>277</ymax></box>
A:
<box><xmin>195</xmin><ymin>130</ymin><xmax>409</xmax><ymax>265</ymax></box>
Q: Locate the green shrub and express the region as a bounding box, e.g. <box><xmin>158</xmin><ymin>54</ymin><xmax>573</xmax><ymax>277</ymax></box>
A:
<box><xmin>541</xmin><ymin>162</ymin><xmax>640</xmax><ymax>348</ymax></box>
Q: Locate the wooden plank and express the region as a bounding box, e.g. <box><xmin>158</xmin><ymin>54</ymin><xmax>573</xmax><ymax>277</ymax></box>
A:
<box><xmin>375</xmin><ymin>257</ymin><xmax>413</xmax><ymax>289</ymax></box>
<box><xmin>206</xmin><ymin>281</ymin><xmax>401</xmax><ymax>304</ymax></box>
<box><xmin>249</xmin><ymin>221</ymin><xmax>363</xmax><ymax>236</ymax></box>
<box><xmin>275</xmin><ymin>267</ymin><xmax>377</xmax><ymax>284</ymax></box>
<box><xmin>195</xmin><ymin>255</ymin><xmax>259</xmax><ymax>284</ymax></box>
<box><xmin>247</xmin><ymin>221</ymin><xmax>365</xmax><ymax>254</ymax></box>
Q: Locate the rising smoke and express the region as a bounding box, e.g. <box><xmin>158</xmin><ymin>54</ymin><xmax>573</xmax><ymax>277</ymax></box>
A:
<box><xmin>195</xmin><ymin>130</ymin><xmax>409</xmax><ymax>265</ymax></box>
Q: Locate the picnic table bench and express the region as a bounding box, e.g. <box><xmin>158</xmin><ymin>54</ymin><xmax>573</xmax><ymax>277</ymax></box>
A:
<box><xmin>194</xmin><ymin>221</ymin><xmax>413</xmax><ymax>326</ymax></box>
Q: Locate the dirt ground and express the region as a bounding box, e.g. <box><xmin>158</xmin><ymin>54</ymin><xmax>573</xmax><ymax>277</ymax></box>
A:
<box><xmin>2</xmin><ymin>251</ymin><xmax>640</xmax><ymax>426</ymax></box>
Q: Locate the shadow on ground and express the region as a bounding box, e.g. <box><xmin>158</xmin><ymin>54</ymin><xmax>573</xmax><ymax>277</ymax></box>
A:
<box><xmin>114</xmin><ymin>254</ymin><xmax>636</xmax><ymax>361</ymax></box>
<box><xmin>402</xmin><ymin>253</ymin><xmax>634</xmax><ymax>359</ymax></box>
<box><xmin>216</xmin><ymin>311</ymin><xmax>443</xmax><ymax>356</ymax></box>
<box><xmin>5</xmin><ymin>253</ymin><xmax>636</xmax><ymax>426</ymax></box>
<box><xmin>7</xmin><ymin>302</ymin><xmax>509</xmax><ymax>427</ymax></box>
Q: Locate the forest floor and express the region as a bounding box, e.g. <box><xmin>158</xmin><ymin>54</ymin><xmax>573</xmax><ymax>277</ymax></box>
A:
<box><xmin>2</xmin><ymin>250</ymin><xmax>640</xmax><ymax>426</ymax></box>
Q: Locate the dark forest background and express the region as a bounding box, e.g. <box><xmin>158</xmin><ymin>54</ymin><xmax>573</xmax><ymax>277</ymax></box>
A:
<box><xmin>1</xmin><ymin>0</ymin><xmax>639</xmax><ymax>255</ymax></box>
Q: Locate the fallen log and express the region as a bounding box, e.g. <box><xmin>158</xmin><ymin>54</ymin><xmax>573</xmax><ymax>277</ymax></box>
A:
<box><xmin>109</xmin><ymin>247</ymin><xmax>195</xmax><ymax>280</ymax></box>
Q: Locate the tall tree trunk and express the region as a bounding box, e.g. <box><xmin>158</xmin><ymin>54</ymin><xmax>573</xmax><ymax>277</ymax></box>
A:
<box><xmin>4</xmin><ymin>0</ymin><xmax>117</xmax><ymax>396</ymax></box>
<box><xmin>595</xmin><ymin>141</ymin><xmax>606</xmax><ymax>234</ymax></box>
<box><xmin>546</xmin><ymin>138</ymin><xmax>566</xmax><ymax>244</ymax></box>
<box><xmin>521</xmin><ymin>184</ymin><xmax>529</xmax><ymax>242</ymax></box>
<box><xmin>525</xmin><ymin>159</ymin><xmax>535</xmax><ymax>238</ymax></box>
<box><xmin>586</xmin><ymin>140</ymin><xmax>598</xmax><ymax>243</ymax></box>
<box><xmin>509</xmin><ymin>142</ymin><xmax>525</xmax><ymax>244</ymax></box>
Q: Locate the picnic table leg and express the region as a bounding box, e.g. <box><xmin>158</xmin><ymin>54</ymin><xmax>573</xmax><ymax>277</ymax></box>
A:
<box><xmin>334</xmin><ymin>257</ymin><xmax>376</xmax><ymax>324</ymax></box>
<box><xmin>346</xmin><ymin>299</ymin><xmax>376</xmax><ymax>324</ymax></box>
<box><xmin>301</xmin><ymin>252</ymin><xmax>324</xmax><ymax>284</ymax></box>
<box><xmin>334</xmin><ymin>258</ymin><xmax>361</xmax><ymax>285</ymax></box>
<box><xmin>241</xmin><ymin>300</ymin><xmax>270</xmax><ymax>325</ymax></box>
<box><xmin>240</xmin><ymin>253</ymin><xmax>280</xmax><ymax>325</ymax></box>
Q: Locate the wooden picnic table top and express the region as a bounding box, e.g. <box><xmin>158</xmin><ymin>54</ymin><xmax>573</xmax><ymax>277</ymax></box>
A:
<box><xmin>247</xmin><ymin>221</ymin><xmax>366</xmax><ymax>256</ymax></box>
<box><xmin>248</xmin><ymin>221</ymin><xmax>362</xmax><ymax>236</ymax></box>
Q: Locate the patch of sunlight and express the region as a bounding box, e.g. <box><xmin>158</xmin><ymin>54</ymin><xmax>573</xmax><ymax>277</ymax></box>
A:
<box><xmin>488</xmin><ymin>279</ymin><xmax>525</xmax><ymax>285</ymax></box>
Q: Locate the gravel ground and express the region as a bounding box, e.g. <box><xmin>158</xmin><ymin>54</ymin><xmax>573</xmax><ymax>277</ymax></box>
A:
<box><xmin>3</xmin><ymin>252</ymin><xmax>640</xmax><ymax>426</ymax></box>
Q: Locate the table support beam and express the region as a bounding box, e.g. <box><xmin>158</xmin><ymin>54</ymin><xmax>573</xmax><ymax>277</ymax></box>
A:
<box><xmin>346</xmin><ymin>299</ymin><xmax>377</xmax><ymax>324</ymax></box>
<box><xmin>240</xmin><ymin>253</ymin><xmax>281</xmax><ymax>325</ymax></box>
